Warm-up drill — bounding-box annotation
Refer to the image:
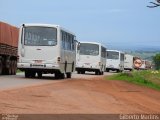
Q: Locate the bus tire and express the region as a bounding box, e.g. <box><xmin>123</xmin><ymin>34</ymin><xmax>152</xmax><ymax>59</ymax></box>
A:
<box><xmin>64</xmin><ymin>61</ymin><xmax>67</xmax><ymax>73</ymax></box>
<box><xmin>101</xmin><ymin>71</ymin><xmax>104</xmax><ymax>75</ymax></box>
<box><xmin>30</xmin><ymin>72</ymin><xmax>36</xmax><ymax>78</ymax></box>
<box><xmin>99</xmin><ymin>70</ymin><xmax>102</xmax><ymax>75</ymax></box>
<box><xmin>95</xmin><ymin>71</ymin><xmax>98</xmax><ymax>75</ymax></box>
<box><xmin>66</xmin><ymin>72</ymin><xmax>71</xmax><ymax>78</ymax></box>
<box><xmin>37</xmin><ymin>72</ymin><xmax>42</xmax><ymax>78</ymax></box>
<box><xmin>55</xmin><ymin>72</ymin><xmax>64</xmax><ymax>79</ymax></box>
<box><xmin>116</xmin><ymin>70</ymin><xmax>120</xmax><ymax>73</ymax></box>
<box><xmin>25</xmin><ymin>71</ymin><xmax>30</xmax><ymax>78</ymax></box>
<box><xmin>72</xmin><ymin>62</ymin><xmax>74</xmax><ymax>72</ymax></box>
<box><xmin>60</xmin><ymin>73</ymin><xmax>65</xmax><ymax>79</ymax></box>
<box><xmin>95</xmin><ymin>70</ymin><xmax>101</xmax><ymax>75</ymax></box>
<box><xmin>81</xmin><ymin>71</ymin><xmax>85</xmax><ymax>74</ymax></box>
<box><xmin>106</xmin><ymin>69</ymin><xmax>109</xmax><ymax>72</ymax></box>
<box><xmin>77</xmin><ymin>71</ymin><xmax>80</xmax><ymax>74</ymax></box>
<box><xmin>55</xmin><ymin>72</ymin><xmax>59</xmax><ymax>79</ymax></box>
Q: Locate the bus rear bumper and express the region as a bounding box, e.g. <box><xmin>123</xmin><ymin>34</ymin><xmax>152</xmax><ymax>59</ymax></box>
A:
<box><xmin>17</xmin><ymin>63</ymin><xmax>60</xmax><ymax>70</ymax></box>
<box><xmin>76</xmin><ymin>67</ymin><xmax>100</xmax><ymax>72</ymax></box>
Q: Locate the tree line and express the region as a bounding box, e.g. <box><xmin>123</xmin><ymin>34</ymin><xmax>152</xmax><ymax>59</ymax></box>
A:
<box><xmin>153</xmin><ymin>54</ymin><xmax>160</xmax><ymax>70</ymax></box>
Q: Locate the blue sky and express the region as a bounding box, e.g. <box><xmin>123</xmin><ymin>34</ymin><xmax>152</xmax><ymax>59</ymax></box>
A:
<box><xmin>0</xmin><ymin>0</ymin><xmax>160</xmax><ymax>50</ymax></box>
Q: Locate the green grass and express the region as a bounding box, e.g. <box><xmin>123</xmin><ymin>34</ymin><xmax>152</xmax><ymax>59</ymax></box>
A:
<box><xmin>107</xmin><ymin>70</ymin><xmax>160</xmax><ymax>91</ymax></box>
<box><xmin>16</xmin><ymin>69</ymin><xmax>23</xmax><ymax>73</ymax></box>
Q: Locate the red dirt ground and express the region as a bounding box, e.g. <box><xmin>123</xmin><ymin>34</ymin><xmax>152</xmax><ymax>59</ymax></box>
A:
<box><xmin>0</xmin><ymin>76</ymin><xmax>160</xmax><ymax>114</ymax></box>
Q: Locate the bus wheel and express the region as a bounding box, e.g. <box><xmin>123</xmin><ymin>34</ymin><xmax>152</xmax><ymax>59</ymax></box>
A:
<box><xmin>81</xmin><ymin>71</ymin><xmax>85</xmax><ymax>74</ymax></box>
<box><xmin>58</xmin><ymin>73</ymin><xmax>65</xmax><ymax>79</ymax></box>
<box><xmin>101</xmin><ymin>71</ymin><xmax>104</xmax><ymax>75</ymax></box>
<box><xmin>30</xmin><ymin>72</ymin><xmax>36</xmax><ymax>78</ymax></box>
<box><xmin>77</xmin><ymin>71</ymin><xmax>81</xmax><ymax>74</ymax></box>
<box><xmin>99</xmin><ymin>70</ymin><xmax>102</xmax><ymax>75</ymax></box>
<box><xmin>106</xmin><ymin>69</ymin><xmax>109</xmax><ymax>72</ymax></box>
<box><xmin>66</xmin><ymin>72</ymin><xmax>71</xmax><ymax>78</ymax></box>
<box><xmin>37</xmin><ymin>72</ymin><xmax>42</xmax><ymax>78</ymax></box>
<box><xmin>61</xmin><ymin>73</ymin><xmax>65</xmax><ymax>79</ymax></box>
<box><xmin>95</xmin><ymin>70</ymin><xmax>101</xmax><ymax>75</ymax></box>
<box><xmin>55</xmin><ymin>72</ymin><xmax>59</xmax><ymax>79</ymax></box>
<box><xmin>72</xmin><ymin>62</ymin><xmax>74</xmax><ymax>72</ymax></box>
<box><xmin>55</xmin><ymin>72</ymin><xmax>65</xmax><ymax>79</ymax></box>
<box><xmin>25</xmin><ymin>71</ymin><xmax>30</xmax><ymax>78</ymax></box>
<box><xmin>95</xmin><ymin>71</ymin><xmax>98</xmax><ymax>75</ymax></box>
<box><xmin>0</xmin><ymin>59</ymin><xmax>2</xmax><ymax>75</ymax></box>
<box><xmin>64</xmin><ymin>61</ymin><xmax>67</xmax><ymax>72</ymax></box>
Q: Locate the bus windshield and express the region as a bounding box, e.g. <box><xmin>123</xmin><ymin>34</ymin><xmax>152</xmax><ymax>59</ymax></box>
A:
<box><xmin>24</xmin><ymin>27</ymin><xmax>57</xmax><ymax>46</ymax></box>
<box><xmin>107</xmin><ymin>51</ymin><xmax>119</xmax><ymax>59</ymax></box>
<box><xmin>80</xmin><ymin>43</ymin><xmax>99</xmax><ymax>56</ymax></box>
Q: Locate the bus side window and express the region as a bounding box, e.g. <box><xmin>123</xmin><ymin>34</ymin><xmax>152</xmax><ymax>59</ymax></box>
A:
<box><xmin>60</xmin><ymin>31</ymin><xmax>75</xmax><ymax>51</ymax></box>
<box><xmin>120</xmin><ymin>53</ymin><xmax>124</xmax><ymax>61</ymax></box>
<box><xmin>101</xmin><ymin>46</ymin><xmax>106</xmax><ymax>58</ymax></box>
<box><xmin>66</xmin><ymin>33</ymin><xmax>69</xmax><ymax>50</ymax></box>
<box><xmin>64</xmin><ymin>32</ymin><xmax>67</xmax><ymax>50</ymax></box>
<box><xmin>61</xmin><ymin>31</ymin><xmax>65</xmax><ymax>49</ymax></box>
<box><xmin>68</xmin><ymin>34</ymin><xmax>71</xmax><ymax>50</ymax></box>
<box><xmin>73</xmin><ymin>36</ymin><xmax>75</xmax><ymax>51</ymax></box>
<box><xmin>71</xmin><ymin>36</ymin><xmax>74</xmax><ymax>51</ymax></box>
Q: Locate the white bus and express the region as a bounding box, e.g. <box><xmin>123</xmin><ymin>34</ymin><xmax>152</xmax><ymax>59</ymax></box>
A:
<box><xmin>124</xmin><ymin>54</ymin><xmax>134</xmax><ymax>71</ymax></box>
<box><xmin>106</xmin><ymin>50</ymin><xmax>124</xmax><ymax>72</ymax></box>
<box><xmin>18</xmin><ymin>23</ymin><xmax>76</xmax><ymax>79</ymax></box>
<box><xmin>76</xmin><ymin>42</ymin><xmax>106</xmax><ymax>75</ymax></box>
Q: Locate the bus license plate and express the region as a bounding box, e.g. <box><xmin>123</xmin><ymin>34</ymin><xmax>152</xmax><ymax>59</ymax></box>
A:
<box><xmin>34</xmin><ymin>60</ymin><xmax>43</xmax><ymax>64</ymax></box>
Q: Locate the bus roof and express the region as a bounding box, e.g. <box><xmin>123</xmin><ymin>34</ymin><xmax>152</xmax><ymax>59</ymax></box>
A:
<box><xmin>79</xmin><ymin>41</ymin><xmax>106</xmax><ymax>48</ymax></box>
<box><xmin>107</xmin><ymin>49</ymin><xmax>124</xmax><ymax>53</ymax></box>
<box><xmin>21</xmin><ymin>23</ymin><xmax>75</xmax><ymax>36</ymax></box>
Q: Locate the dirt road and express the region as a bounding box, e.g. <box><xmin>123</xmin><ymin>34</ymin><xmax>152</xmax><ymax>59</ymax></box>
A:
<box><xmin>0</xmin><ymin>73</ymin><xmax>160</xmax><ymax>114</ymax></box>
<box><xmin>0</xmin><ymin>72</ymin><xmax>114</xmax><ymax>91</ymax></box>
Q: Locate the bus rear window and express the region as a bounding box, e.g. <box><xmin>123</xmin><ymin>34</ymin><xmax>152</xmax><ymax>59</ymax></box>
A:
<box><xmin>107</xmin><ymin>51</ymin><xmax>119</xmax><ymax>59</ymax></box>
<box><xmin>24</xmin><ymin>27</ymin><xmax>57</xmax><ymax>46</ymax></box>
<box><xmin>80</xmin><ymin>43</ymin><xmax>99</xmax><ymax>56</ymax></box>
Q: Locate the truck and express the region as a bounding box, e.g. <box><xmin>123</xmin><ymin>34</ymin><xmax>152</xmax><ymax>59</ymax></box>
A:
<box><xmin>0</xmin><ymin>21</ymin><xmax>19</xmax><ymax>75</ymax></box>
<box><xmin>124</xmin><ymin>54</ymin><xmax>134</xmax><ymax>71</ymax></box>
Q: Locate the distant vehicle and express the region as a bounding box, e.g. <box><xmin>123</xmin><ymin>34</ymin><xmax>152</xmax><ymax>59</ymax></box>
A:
<box><xmin>124</xmin><ymin>54</ymin><xmax>134</xmax><ymax>71</ymax></box>
<box><xmin>106</xmin><ymin>50</ymin><xmax>124</xmax><ymax>72</ymax></box>
<box><xmin>76</xmin><ymin>42</ymin><xmax>106</xmax><ymax>75</ymax></box>
<box><xmin>18</xmin><ymin>23</ymin><xmax>76</xmax><ymax>79</ymax></box>
<box><xmin>139</xmin><ymin>60</ymin><xmax>152</xmax><ymax>70</ymax></box>
<box><xmin>0</xmin><ymin>21</ymin><xmax>19</xmax><ymax>75</ymax></box>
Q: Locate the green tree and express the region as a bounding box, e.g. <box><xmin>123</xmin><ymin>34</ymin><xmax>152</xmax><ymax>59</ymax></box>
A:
<box><xmin>153</xmin><ymin>53</ymin><xmax>160</xmax><ymax>70</ymax></box>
